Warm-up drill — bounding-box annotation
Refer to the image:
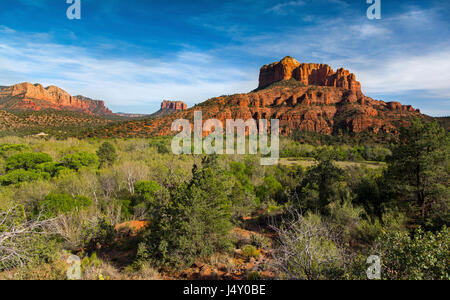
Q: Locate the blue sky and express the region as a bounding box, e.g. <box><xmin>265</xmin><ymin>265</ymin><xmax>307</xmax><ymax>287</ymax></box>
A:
<box><xmin>0</xmin><ymin>0</ymin><xmax>449</xmax><ymax>116</ymax></box>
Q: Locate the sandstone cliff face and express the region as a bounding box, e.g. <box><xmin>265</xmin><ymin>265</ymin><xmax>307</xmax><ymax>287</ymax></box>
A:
<box><xmin>150</xmin><ymin>100</ymin><xmax>188</xmax><ymax>118</ymax></box>
<box><xmin>259</xmin><ymin>57</ymin><xmax>301</xmax><ymax>89</ymax></box>
<box><xmin>161</xmin><ymin>100</ymin><xmax>187</xmax><ymax>111</ymax></box>
<box><xmin>73</xmin><ymin>95</ymin><xmax>113</xmax><ymax>115</ymax></box>
<box><xmin>104</xmin><ymin>82</ymin><xmax>422</xmax><ymax>138</ymax></box>
<box><xmin>259</xmin><ymin>57</ymin><xmax>362</xmax><ymax>97</ymax></box>
<box><xmin>0</xmin><ymin>83</ymin><xmax>113</xmax><ymax>115</ymax></box>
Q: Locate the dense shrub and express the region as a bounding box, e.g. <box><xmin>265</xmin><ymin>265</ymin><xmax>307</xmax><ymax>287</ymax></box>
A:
<box><xmin>135</xmin><ymin>180</ymin><xmax>161</xmax><ymax>201</ymax></box>
<box><xmin>39</xmin><ymin>193</ymin><xmax>92</xmax><ymax>217</ymax></box>
<box><xmin>5</xmin><ymin>152</ymin><xmax>53</xmax><ymax>171</ymax></box>
<box><xmin>280</xmin><ymin>140</ymin><xmax>391</xmax><ymax>162</ymax></box>
<box><xmin>242</xmin><ymin>245</ymin><xmax>260</xmax><ymax>258</ymax></box>
<box><xmin>133</xmin><ymin>180</ymin><xmax>163</xmax><ymax>218</ymax></box>
<box><xmin>0</xmin><ymin>133</ymin><xmax>446</xmax><ymax>280</ymax></box>
<box><xmin>375</xmin><ymin>227</ymin><xmax>449</xmax><ymax>280</ymax></box>
<box><xmin>272</xmin><ymin>212</ymin><xmax>344</xmax><ymax>280</ymax></box>
<box><xmin>97</xmin><ymin>142</ymin><xmax>117</xmax><ymax>167</ymax></box>
<box><xmin>256</xmin><ymin>176</ymin><xmax>284</xmax><ymax>203</ymax></box>
<box><xmin>148</xmin><ymin>138</ymin><xmax>171</xmax><ymax>154</ymax></box>
<box><xmin>62</xmin><ymin>152</ymin><xmax>99</xmax><ymax>170</ymax></box>
<box><xmin>142</xmin><ymin>161</ymin><xmax>233</xmax><ymax>269</ymax></box>
<box><xmin>0</xmin><ymin>205</ymin><xmax>60</xmax><ymax>272</ymax></box>
<box><xmin>0</xmin><ymin>144</ymin><xmax>29</xmax><ymax>157</ymax></box>
<box><xmin>0</xmin><ymin>169</ymin><xmax>50</xmax><ymax>186</ymax></box>
<box><xmin>35</xmin><ymin>162</ymin><xmax>70</xmax><ymax>177</ymax></box>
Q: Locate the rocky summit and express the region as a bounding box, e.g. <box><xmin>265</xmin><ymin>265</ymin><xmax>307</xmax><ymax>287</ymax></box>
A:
<box><xmin>258</xmin><ymin>56</ymin><xmax>362</xmax><ymax>94</ymax></box>
<box><xmin>149</xmin><ymin>100</ymin><xmax>188</xmax><ymax>118</ymax></box>
<box><xmin>161</xmin><ymin>100</ymin><xmax>187</xmax><ymax>111</ymax></box>
<box><xmin>0</xmin><ymin>82</ymin><xmax>113</xmax><ymax>115</ymax></box>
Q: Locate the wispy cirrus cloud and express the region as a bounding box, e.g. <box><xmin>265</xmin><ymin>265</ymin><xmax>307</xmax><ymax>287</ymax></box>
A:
<box><xmin>0</xmin><ymin>31</ymin><xmax>256</xmax><ymax>113</ymax></box>
<box><xmin>0</xmin><ymin>26</ymin><xmax>15</xmax><ymax>33</ymax></box>
<box><xmin>266</xmin><ymin>1</ymin><xmax>306</xmax><ymax>15</ymax></box>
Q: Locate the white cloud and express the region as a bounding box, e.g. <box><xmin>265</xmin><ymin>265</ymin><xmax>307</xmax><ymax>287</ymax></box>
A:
<box><xmin>355</xmin><ymin>49</ymin><xmax>450</xmax><ymax>97</ymax></box>
<box><xmin>0</xmin><ymin>26</ymin><xmax>16</xmax><ymax>34</ymax></box>
<box><xmin>350</xmin><ymin>24</ymin><xmax>391</xmax><ymax>38</ymax></box>
<box><xmin>266</xmin><ymin>1</ymin><xmax>305</xmax><ymax>15</ymax></box>
<box><xmin>0</xmin><ymin>34</ymin><xmax>257</xmax><ymax>113</ymax></box>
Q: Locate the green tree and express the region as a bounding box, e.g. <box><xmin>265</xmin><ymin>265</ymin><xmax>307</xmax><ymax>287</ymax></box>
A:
<box><xmin>143</xmin><ymin>159</ymin><xmax>233</xmax><ymax>269</ymax></box>
<box><xmin>295</xmin><ymin>149</ymin><xmax>346</xmax><ymax>214</ymax></box>
<box><xmin>134</xmin><ymin>180</ymin><xmax>162</xmax><ymax>215</ymax></box>
<box><xmin>62</xmin><ymin>152</ymin><xmax>99</xmax><ymax>171</ymax></box>
<box><xmin>39</xmin><ymin>193</ymin><xmax>92</xmax><ymax>218</ymax></box>
<box><xmin>385</xmin><ymin>119</ymin><xmax>449</xmax><ymax>226</ymax></box>
<box><xmin>5</xmin><ymin>152</ymin><xmax>52</xmax><ymax>171</ymax></box>
<box><xmin>35</xmin><ymin>162</ymin><xmax>69</xmax><ymax>177</ymax></box>
<box><xmin>0</xmin><ymin>169</ymin><xmax>50</xmax><ymax>186</ymax></box>
<box><xmin>229</xmin><ymin>162</ymin><xmax>259</xmax><ymax>219</ymax></box>
<box><xmin>135</xmin><ymin>180</ymin><xmax>161</xmax><ymax>201</ymax></box>
<box><xmin>256</xmin><ymin>176</ymin><xmax>283</xmax><ymax>203</ymax></box>
<box><xmin>97</xmin><ymin>142</ymin><xmax>117</xmax><ymax>168</ymax></box>
<box><xmin>0</xmin><ymin>144</ymin><xmax>29</xmax><ymax>158</ymax></box>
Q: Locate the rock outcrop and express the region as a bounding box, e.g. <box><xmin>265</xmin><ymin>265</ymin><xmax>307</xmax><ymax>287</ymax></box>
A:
<box><xmin>0</xmin><ymin>82</ymin><xmax>113</xmax><ymax>115</ymax></box>
<box><xmin>96</xmin><ymin>57</ymin><xmax>424</xmax><ymax>139</ymax></box>
<box><xmin>149</xmin><ymin>100</ymin><xmax>188</xmax><ymax>118</ymax></box>
<box><xmin>259</xmin><ymin>57</ymin><xmax>362</xmax><ymax>96</ymax></box>
<box><xmin>259</xmin><ymin>56</ymin><xmax>301</xmax><ymax>89</ymax></box>
<box><xmin>161</xmin><ymin>100</ymin><xmax>187</xmax><ymax>111</ymax></box>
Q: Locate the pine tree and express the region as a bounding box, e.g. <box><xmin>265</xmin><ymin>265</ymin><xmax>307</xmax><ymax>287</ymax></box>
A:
<box><xmin>144</xmin><ymin>158</ymin><xmax>233</xmax><ymax>269</ymax></box>
<box><xmin>97</xmin><ymin>142</ymin><xmax>117</xmax><ymax>168</ymax></box>
<box><xmin>386</xmin><ymin>118</ymin><xmax>449</xmax><ymax>226</ymax></box>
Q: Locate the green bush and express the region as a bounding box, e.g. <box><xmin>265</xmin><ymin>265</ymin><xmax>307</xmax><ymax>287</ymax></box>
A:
<box><xmin>81</xmin><ymin>252</ymin><xmax>102</xmax><ymax>271</ymax></box>
<box><xmin>5</xmin><ymin>152</ymin><xmax>52</xmax><ymax>171</ymax></box>
<box><xmin>375</xmin><ymin>227</ymin><xmax>450</xmax><ymax>280</ymax></box>
<box><xmin>143</xmin><ymin>161</ymin><xmax>233</xmax><ymax>269</ymax></box>
<box><xmin>247</xmin><ymin>271</ymin><xmax>261</xmax><ymax>280</ymax></box>
<box><xmin>250</xmin><ymin>234</ymin><xmax>271</xmax><ymax>249</ymax></box>
<box><xmin>0</xmin><ymin>144</ymin><xmax>29</xmax><ymax>157</ymax></box>
<box><xmin>256</xmin><ymin>176</ymin><xmax>283</xmax><ymax>203</ymax></box>
<box><xmin>97</xmin><ymin>142</ymin><xmax>117</xmax><ymax>167</ymax></box>
<box><xmin>62</xmin><ymin>152</ymin><xmax>99</xmax><ymax>171</ymax></box>
<box><xmin>242</xmin><ymin>245</ymin><xmax>260</xmax><ymax>258</ymax></box>
<box><xmin>39</xmin><ymin>193</ymin><xmax>92</xmax><ymax>217</ymax></box>
<box><xmin>148</xmin><ymin>138</ymin><xmax>171</xmax><ymax>154</ymax></box>
<box><xmin>133</xmin><ymin>180</ymin><xmax>162</xmax><ymax>215</ymax></box>
<box><xmin>135</xmin><ymin>180</ymin><xmax>161</xmax><ymax>201</ymax></box>
<box><xmin>0</xmin><ymin>205</ymin><xmax>60</xmax><ymax>272</ymax></box>
<box><xmin>35</xmin><ymin>162</ymin><xmax>70</xmax><ymax>177</ymax></box>
<box><xmin>0</xmin><ymin>169</ymin><xmax>50</xmax><ymax>186</ymax></box>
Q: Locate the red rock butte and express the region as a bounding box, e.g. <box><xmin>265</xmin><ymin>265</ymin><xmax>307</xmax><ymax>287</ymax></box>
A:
<box><xmin>259</xmin><ymin>56</ymin><xmax>362</xmax><ymax>95</ymax></box>
<box><xmin>0</xmin><ymin>82</ymin><xmax>113</xmax><ymax>115</ymax></box>
<box><xmin>161</xmin><ymin>100</ymin><xmax>187</xmax><ymax>111</ymax></box>
<box><xmin>114</xmin><ymin>56</ymin><xmax>423</xmax><ymax>138</ymax></box>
